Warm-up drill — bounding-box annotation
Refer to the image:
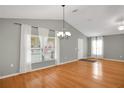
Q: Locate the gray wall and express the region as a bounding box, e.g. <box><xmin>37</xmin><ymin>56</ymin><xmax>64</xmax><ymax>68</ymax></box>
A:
<box><xmin>60</xmin><ymin>22</ymin><xmax>88</xmax><ymax>63</ymax></box>
<box><xmin>0</xmin><ymin>18</ymin><xmax>87</xmax><ymax>76</ymax></box>
<box><xmin>0</xmin><ymin>20</ymin><xmax>21</xmax><ymax>76</ymax></box>
<box><xmin>104</xmin><ymin>34</ymin><xmax>124</xmax><ymax>60</ymax></box>
<box><xmin>88</xmin><ymin>34</ymin><xmax>124</xmax><ymax>60</ymax></box>
<box><xmin>87</xmin><ymin>37</ymin><xmax>91</xmax><ymax>57</ymax></box>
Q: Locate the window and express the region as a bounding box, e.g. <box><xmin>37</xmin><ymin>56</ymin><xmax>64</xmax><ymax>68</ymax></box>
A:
<box><xmin>31</xmin><ymin>35</ymin><xmax>55</xmax><ymax>63</ymax></box>
<box><xmin>91</xmin><ymin>36</ymin><xmax>103</xmax><ymax>57</ymax></box>
<box><xmin>31</xmin><ymin>35</ymin><xmax>42</xmax><ymax>63</ymax></box>
<box><xmin>43</xmin><ymin>37</ymin><xmax>55</xmax><ymax>61</ymax></box>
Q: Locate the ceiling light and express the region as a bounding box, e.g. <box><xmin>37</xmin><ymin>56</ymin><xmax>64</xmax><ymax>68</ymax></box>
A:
<box><xmin>57</xmin><ymin>32</ymin><xmax>65</xmax><ymax>37</ymax></box>
<box><xmin>118</xmin><ymin>25</ymin><xmax>124</xmax><ymax>31</ymax></box>
<box><xmin>118</xmin><ymin>17</ymin><xmax>124</xmax><ymax>31</ymax></box>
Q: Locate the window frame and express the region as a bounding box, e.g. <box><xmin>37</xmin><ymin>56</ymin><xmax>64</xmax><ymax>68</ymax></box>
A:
<box><xmin>31</xmin><ymin>35</ymin><xmax>42</xmax><ymax>63</ymax></box>
<box><xmin>31</xmin><ymin>35</ymin><xmax>56</xmax><ymax>63</ymax></box>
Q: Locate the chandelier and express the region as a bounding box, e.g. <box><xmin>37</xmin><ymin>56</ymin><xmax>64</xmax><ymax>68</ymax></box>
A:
<box><xmin>57</xmin><ymin>5</ymin><xmax>71</xmax><ymax>39</ymax></box>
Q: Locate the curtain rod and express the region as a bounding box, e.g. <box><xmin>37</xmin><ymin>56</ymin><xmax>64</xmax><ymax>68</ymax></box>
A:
<box><xmin>14</xmin><ymin>23</ymin><xmax>55</xmax><ymax>32</ymax></box>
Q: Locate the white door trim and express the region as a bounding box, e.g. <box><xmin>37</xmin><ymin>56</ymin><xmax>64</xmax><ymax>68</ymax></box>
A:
<box><xmin>55</xmin><ymin>31</ymin><xmax>60</xmax><ymax>65</ymax></box>
<box><xmin>78</xmin><ymin>38</ymin><xmax>84</xmax><ymax>59</ymax></box>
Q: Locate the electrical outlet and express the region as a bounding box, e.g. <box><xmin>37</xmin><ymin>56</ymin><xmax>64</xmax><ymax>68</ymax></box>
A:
<box><xmin>10</xmin><ymin>64</ymin><xmax>14</xmax><ymax>67</ymax></box>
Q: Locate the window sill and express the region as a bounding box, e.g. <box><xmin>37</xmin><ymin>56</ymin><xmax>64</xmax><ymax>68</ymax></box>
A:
<box><xmin>32</xmin><ymin>59</ymin><xmax>55</xmax><ymax>64</ymax></box>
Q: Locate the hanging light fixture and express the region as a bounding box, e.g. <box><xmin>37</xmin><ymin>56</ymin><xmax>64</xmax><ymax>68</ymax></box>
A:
<box><xmin>118</xmin><ymin>17</ymin><xmax>124</xmax><ymax>31</ymax></box>
<box><xmin>57</xmin><ymin>5</ymin><xmax>71</xmax><ymax>39</ymax></box>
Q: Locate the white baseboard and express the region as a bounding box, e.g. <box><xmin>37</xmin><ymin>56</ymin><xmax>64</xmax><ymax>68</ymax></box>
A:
<box><xmin>58</xmin><ymin>59</ymin><xmax>78</xmax><ymax>65</ymax></box>
<box><xmin>0</xmin><ymin>73</ymin><xmax>20</xmax><ymax>79</ymax></box>
<box><xmin>0</xmin><ymin>64</ymin><xmax>56</xmax><ymax>79</ymax></box>
<box><xmin>102</xmin><ymin>58</ymin><xmax>124</xmax><ymax>62</ymax></box>
<box><xmin>0</xmin><ymin>59</ymin><xmax>78</xmax><ymax>79</ymax></box>
<box><xmin>87</xmin><ymin>56</ymin><xmax>124</xmax><ymax>62</ymax></box>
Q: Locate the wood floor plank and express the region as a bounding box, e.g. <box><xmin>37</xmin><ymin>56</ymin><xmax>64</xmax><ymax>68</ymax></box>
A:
<box><xmin>0</xmin><ymin>60</ymin><xmax>124</xmax><ymax>88</ymax></box>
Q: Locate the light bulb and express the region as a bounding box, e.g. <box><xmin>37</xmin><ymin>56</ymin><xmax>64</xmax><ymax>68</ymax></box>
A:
<box><xmin>65</xmin><ymin>32</ymin><xmax>71</xmax><ymax>36</ymax></box>
<box><xmin>57</xmin><ymin>32</ymin><xmax>64</xmax><ymax>37</ymax></box>
<box><xmin>118</xmin><ymin>25</ymin><xmax>124</xmax><ymax>31</ymax></box>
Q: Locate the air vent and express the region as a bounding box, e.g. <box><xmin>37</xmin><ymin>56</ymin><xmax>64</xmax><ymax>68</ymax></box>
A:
<box><xmin>72</xmin><ymin>9</ymin><xmax>78</xmax><ymax>13</ymax></box>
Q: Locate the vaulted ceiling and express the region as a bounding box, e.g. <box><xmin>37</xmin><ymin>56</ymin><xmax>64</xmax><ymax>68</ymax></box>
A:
<box><xmin>0</xmin><ymin>5</ymin><xmax>124</xmax><ymax>36</ymax></box>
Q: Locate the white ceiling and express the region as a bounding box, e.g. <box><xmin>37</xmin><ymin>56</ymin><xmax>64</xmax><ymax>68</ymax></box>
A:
<box><xmin>0</xmin><ymin>5</ymin><xmax>124</xmax><ymax>36</ymax></box>
<box><xmin>0</xmin><ymin>5</ymin><xmax>62</xmax><ymax>19</ymax></box>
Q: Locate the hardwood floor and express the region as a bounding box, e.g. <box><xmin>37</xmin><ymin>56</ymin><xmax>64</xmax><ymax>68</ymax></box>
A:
<box><xmin>0</xmin><ymin>59</ymin><xmax>124</xmax><ymax>88</ymax></box>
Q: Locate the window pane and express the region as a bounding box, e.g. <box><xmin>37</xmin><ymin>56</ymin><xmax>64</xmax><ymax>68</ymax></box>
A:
<box><xmin>43</xmin><ymin>37</ymin><xmax>55</xmax><ymax>61</ymax></box>
<box><xmin>31</xmin><ymin>36</ymin><xmax>40</xmax><ymax>48</ymax></box>
<box><xmin>31</xmin><ymin>35</ymin><xmax>42</xmax><ymax>63</ymax></box>
<box><xmin>91</xmin><ymin>37</ymin><xmax>103</xmax><ymax>57</ymax></box>
<box><xmin>92</xmin><ymin>39</ymin><xmax>97</xmax><ymax>55</ymax></box>
<box><xmin>97</xmin><ymin>39</ymin><xmax>103</xmax><ymax>55</ymax></box>
<box><xmin>31</xmin><ymin>49</ymin><xmax>42</xmax><ymax>62</ymax></box>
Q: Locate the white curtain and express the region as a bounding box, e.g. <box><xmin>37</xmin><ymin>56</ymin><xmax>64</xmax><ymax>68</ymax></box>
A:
<box><xmin>20</xmin><ymin>24</ymin><xmax>32</xmax><ymax>72</ymax></box>
<box><xmin>91</xmin><ymin>37</ymin><xmax>97</xmax><ymax>57</ymax></box>
<box><xmin>38</xmin><ymin>27</ymin><xmax>49</xmax><ymax>58</ymax></box>
<box><xmin>55</xmin><ymin>31</ymin><xmax>60</xmax><ymax>65</ymax></box>
<box><xmin>91</xmin><ymin>36</ymin><xmax>103</xmax><ymax>58</ymax></box>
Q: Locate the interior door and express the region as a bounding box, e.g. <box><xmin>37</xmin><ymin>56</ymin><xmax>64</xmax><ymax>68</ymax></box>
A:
<box><xmin>78</xmin><ymin>38</ymin><xmax>84</xmax><ymax>59</ymax></box>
